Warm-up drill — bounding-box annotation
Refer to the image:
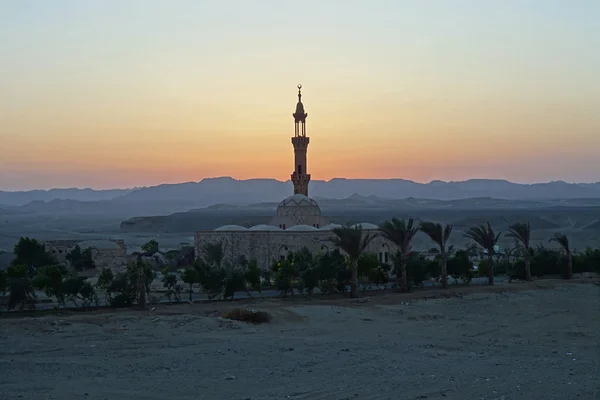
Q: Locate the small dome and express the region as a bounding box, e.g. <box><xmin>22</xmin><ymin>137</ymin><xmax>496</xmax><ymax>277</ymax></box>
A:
<box><xmin>276</xmin><ymin>194</ymin><xmax>321</xmax><ymax>218</ymax></box>
<box><xmin>351</xmin><ymin>222</ymin><xmax>380</xmax><ymax>230</ymax></box>
<box><xmin>320</xmin><ymin>223</ymin><xmax>343</xmax><ymax>231</ymax></box>
<box><xmin>249</xmin><ymin>224</ymin><xmax>282</xmax><ymax>231</ymax></box>
<box><xmin>215</xmin><ymin>225</ymin><xmax>247</xmax><ymax>231</ymax></box>
<box><xmin>286</xmin><ymin>224</ymin><xmax>319</xmax><ymax>231</ymax></box>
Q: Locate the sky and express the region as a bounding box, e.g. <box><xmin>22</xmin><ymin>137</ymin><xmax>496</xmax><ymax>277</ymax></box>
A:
<box><xmin>1</xmin><ymin>0</ymin><xmax>599</xmax><ymax>190</ymax></box>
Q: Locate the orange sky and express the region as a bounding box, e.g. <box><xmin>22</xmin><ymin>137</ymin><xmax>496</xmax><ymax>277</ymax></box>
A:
<box><xmin>1</xmin><ymin>1</ymin><xmax>599</xmax><ymax>190</ymax></box>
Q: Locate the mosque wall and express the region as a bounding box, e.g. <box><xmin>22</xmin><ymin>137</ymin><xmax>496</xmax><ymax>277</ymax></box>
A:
<box><xmin>194</xmin><ymin>230</ymin><xmax>398</xmax><ymax>270</ymax></box>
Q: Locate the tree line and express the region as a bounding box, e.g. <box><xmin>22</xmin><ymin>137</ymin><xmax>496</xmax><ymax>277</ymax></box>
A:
<box><xmin>0</xmin><ymin>219</ymin><xmax>598</xmax><ymax>311</ymax></box>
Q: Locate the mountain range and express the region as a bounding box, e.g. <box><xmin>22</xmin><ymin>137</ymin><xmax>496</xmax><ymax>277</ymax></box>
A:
<box><xmin>1</xmin><ymin>178</ymin><xmax>599</xmax><ymax>213</ymax></box>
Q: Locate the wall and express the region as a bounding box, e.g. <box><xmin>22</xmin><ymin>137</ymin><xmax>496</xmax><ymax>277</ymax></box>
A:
<box><xmin>194</xmin><ymin>229</ymin><xmax>398</xmax><ymax>269</ymax></box>
<box><xmin>44</xmin><ymin>239</ymin><xmax>128</xmax><ymax>272</ymax></box>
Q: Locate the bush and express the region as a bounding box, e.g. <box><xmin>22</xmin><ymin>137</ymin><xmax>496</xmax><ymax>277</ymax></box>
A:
<box><xmin>221</xmin><ymin>308</ymin><xmax>272</xmax><ymax>324</ymax></box>
<box><xmin>4</xmin><ymin>265</ymin><xmax>37</xmax><ymax>310</ymax></box>
<box><xmin>447</xmin><ymin>250</ymin><xmax>474</xmax><ymax>284</ymax></box>
<box><xmin>244</xmin><ymin>260</ymin><xmax>262</xmax><ymax>294</ymax></box>
<box><xmin>195</xmin><ymin>259</ymin><xmax>227</xmax><ymax>300</ymax></box>
<box><xmin>271</xmin><ymin>258</ymin><xmax>298</xmax><ymax>297</ymax></box>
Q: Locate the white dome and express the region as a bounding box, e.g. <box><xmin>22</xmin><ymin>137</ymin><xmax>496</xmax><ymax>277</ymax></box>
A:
<box><xmin>215</xmin><ymin>225</ymin><xmax>247</xmax><ymax>231</ymax></box>
<box><xmin>320</xmin><ymin>223</ymin><xmax>343</xmax><ymax>231</ymax></box>
<box><xmin>249</xmin><ymin>224</ymin><xmax>282</xmax><ymax>231</ymax></box>
<box><xmin>351</xmin><ymin>222</ymin><xmax>380</xmax><ymax>230</ymax></box>
<box><xmin>276</xmin><ymin>194</ymin><xmax>322</xmax><ymax>218</ymax></box>
<box><xmin>286</xmin><ymin>224</ymin><xmax>319</xmax><ymax>231</ymax></box>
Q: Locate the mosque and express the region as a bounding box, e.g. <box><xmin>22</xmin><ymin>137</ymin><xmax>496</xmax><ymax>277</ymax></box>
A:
<box><xmin>194</xmin><ymin>85</ymin><xmax>397</xmax><ymax>269</ymax></box>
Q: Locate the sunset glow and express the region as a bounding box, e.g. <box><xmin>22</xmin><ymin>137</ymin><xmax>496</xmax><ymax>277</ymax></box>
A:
<box><xmin>1</xmin><ymin>0</ymin><xmax>599</xmax><ymax>190</ymax></box>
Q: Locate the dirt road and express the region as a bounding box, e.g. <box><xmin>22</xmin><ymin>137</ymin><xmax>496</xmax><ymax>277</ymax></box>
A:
<box><xmin>0</xmin><ymin>281</ymin><xmax>598</xmax><ymax>400</ymax></box>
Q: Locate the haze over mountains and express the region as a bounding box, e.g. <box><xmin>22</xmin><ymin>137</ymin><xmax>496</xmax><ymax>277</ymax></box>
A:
<box><xmin>1</xmin><ymin>178</ymin><xmax>600</xmax><ymax>211</ymax></box>
<box><xmin>1</xmin><ymin>177</ymin><xmax>600</xmax><ymax>253</ymax></box>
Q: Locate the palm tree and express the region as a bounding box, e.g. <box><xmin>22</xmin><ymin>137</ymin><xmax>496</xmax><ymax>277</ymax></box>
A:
<box><xmin>505</xmin><ymin>222</ymin><xmax>532</xmax><ymax>281</ymax></box>
<box><xmin>549</xmin><ymin>233</ymin><xmax>572</xmax><ymax>279</ymax></box>
<box><xmin>420</xmin><ymin>222</ymin><xmax>453</xmax><ymax>289</ymax></box>
<box><xmin>379</xmin><ymin>218</ymin><xmax>420</xmax><ymax>292</ymax></box>
<box><xmin>464</xmin><ymin>222</ymin><xmax>501</xmax><ymax>285</ymax></box>
<box><xmin>330</xmin><ymin>225</ymin><xmax>375</xmax><ymax>298</ymax></box>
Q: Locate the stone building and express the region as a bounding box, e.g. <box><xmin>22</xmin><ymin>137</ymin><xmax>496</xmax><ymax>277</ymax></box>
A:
<box><xmin>195</xmin><ymin>85</ymin><xmax>398</xmax><ymax>269</ymax></box>
<box><xmin>44</xmin><ymin>239</ymin><xmax>129</xmax><ymax>270</ymax></box>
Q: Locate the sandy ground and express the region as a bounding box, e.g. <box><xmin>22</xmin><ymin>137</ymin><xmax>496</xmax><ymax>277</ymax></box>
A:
<box><xmin>0</xmin><ymin>281</ymin><xmax>598</xmax><ymax>400</ymax></box>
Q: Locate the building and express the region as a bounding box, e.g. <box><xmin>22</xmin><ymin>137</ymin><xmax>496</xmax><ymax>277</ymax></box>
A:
<box><xmin>194</xmin><ymin>85</ymin><xmax>397</xmax><ymax>269</ymax></box>
<box><xmin>44</xmin><ymin>239</ymin><xmax>129</xmax><ymax>270</ymax></box>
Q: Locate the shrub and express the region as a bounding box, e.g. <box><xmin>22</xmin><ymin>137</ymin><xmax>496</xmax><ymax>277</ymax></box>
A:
<box><xmin>221</xmin><ymin>308</ymin><xmax>272</xmax><ymax>324</ymax></box>
<box><xmin>244</xmin><ymin>260</ymin><xmax>262</xmax><ymax>295</ymax></box>
<box><xmin>4</xmin><ymin>265</ymin><xmax>37</xmax><ymax>310</ymax></box>
<box><xmin>271</xmin><ymin>258</ymin><xmax>298</xmax><ymax>297</ymax></box>
<box><xmin>223</xmin><ymin>268</ymin><xmax>246</xmax><ymax>299</ymax></box>
<box><xmin>447</xmin><ymin>250</ymin><xmax>474</xmax><ymax>284</ymax></box>
<box><xmin>195</xmin><ymin>259</ymin><xmax>227</xmax><ymax>300</ymax></box>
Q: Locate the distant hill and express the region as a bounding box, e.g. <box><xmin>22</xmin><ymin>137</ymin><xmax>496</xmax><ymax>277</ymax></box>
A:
<box><xmin>119</xmin><ymin>194</ymin><xmax>600</xmax><ymax>234</ymax></box>
<box><xmin>0</xmin><ymin>187</ymin><xmax>132</xmax><ymax>206</ymax></box>
<box><xmin>2</xmin><ymin>178</ymin><xmax>599</xmax><ymax>208</ymax></box>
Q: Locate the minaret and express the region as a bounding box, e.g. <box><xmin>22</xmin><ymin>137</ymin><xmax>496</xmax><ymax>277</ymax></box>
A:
<box><xmin>291</xmin><ymin>84</ymin><xmax>310</xmax><ymax>196</ymax></box>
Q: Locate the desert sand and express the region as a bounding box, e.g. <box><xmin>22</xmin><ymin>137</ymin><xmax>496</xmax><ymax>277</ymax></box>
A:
<box><xmin>0</xmin><ymin>281</ymin><xmax>598</xmax><ymax>400</ymax></box>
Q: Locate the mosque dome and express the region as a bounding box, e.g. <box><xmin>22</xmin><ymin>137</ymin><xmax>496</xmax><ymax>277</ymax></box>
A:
<box><xmin>286</xmin><ymin>224</ymin><xmax>319</xmax><ymax>231</ymax></box>
<box><xmin>249</xmin><ymin>224</ymin><xmax>282</xmax><ymax>231</ymax></box>
<box><xmin>319</xmin><ymin>223</ymin><xmax>343</xmax><ymax>231</ymax></box>
<box><xmin>276</xmin><ymin>194</ymin><xmax>322</xmax><ymax>218</ymax></box>
<box><xmin>351</xmin><ymin>222</ymin><xmax>380</xmax><ymax>230</ymax></box>
<box><xmin>215</xmin><ymin>225</ymin><xmax>248</xmax><ymax>231</ymax></box>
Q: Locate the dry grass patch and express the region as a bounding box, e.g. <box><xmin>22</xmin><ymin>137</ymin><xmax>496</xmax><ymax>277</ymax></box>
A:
<box><xmin>220</xmin><ymin>308</ymin><xmax>272</xmax><ymax>324</ymax></box>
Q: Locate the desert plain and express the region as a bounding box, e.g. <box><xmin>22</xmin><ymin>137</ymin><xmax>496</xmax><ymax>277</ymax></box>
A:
<box><xmin>0</xmin><ymin>280</ymin><xmax>598</xmax><ymax>400</ymax></box>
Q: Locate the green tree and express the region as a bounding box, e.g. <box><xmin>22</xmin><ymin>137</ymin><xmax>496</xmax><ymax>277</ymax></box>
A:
<box><xmin>224</xmin><ymin>268</ymin><xmax>247</xmax><ymax>299</ymax></box>
<box><xmin>464</xmin><ymin>222</ymin><xmax>501</xmax><ymax>285</ymax></box>
<box><xmin>244</xmin><ymin>260</ymin><xmax>262</xmax><ymax>296</ymax></box>
<box><xmin>202</xmin><ymin>242</ymin><xmax>224</xmax><ymax>268</ymax></box>
<box><xmin>161</xmin><ymin>269</ymin><xmax>182</xmax><ymax>302</ymax></box>
<box><xmin>270</xmin><ymin>258</ymin><xmax>298</xmax><ymax>297</ymax></box>
<box><xmin>5</xmin><ymin>265</ymin><xmax>36</xmax><ymax>310</ymax></box>
<box><xmin>505</xmin><ymin>222</ymin><xmax>532</xmax><ymax>281</ymax></box>
<box><xmin>292</xmin><ymin>247</ymin><xmax>320</xmax><ymax>295</ymax></box>
<box><xmin>181</xmin><ymin>267</ymin><xmax>198</xmax><ymax>302</ymax></box>
<box><xmin>33</xmin><ymin>265</ymin><xmax>70</xmax><ymax>307</ymax></box>
<box><xmin>12</xmin><ymin>237</ymin><xmax>56</xmax><ymax>269</ymax></box>
<box><xmin>142</xmin><ymin>239</ymin><xmax>159</xmax><ymax>254</ymax></box>
<box><xmin>549</xmin><ymin>233</ymin><xmax>572</xmax><ymax>279</ymax></box>
<box><xmin>0</xmin><ymin>270</ymin><xmax>7</xmax><ymax>299</ymax></box>
<box><xmin>195</xmin><ymin>259</ymin><xmax>227</xmax><ymax>300</ymax></box>
<box><xmin>62</xmin><ymin>276</ymin><xmax>97</xmax><ymax>308</ymax></box>
<box><xmin>100</xmin><ymin>269</ymin><xmax>138</xmax><ymax>308</ymax></box>
<box><xmin>315</xmin><ymin>250</ymin><xmax>346</xmax><ymax>294</ymax></box>
<box><xmin>419</xmin><ymin>222</ymin><xmax>453</xmax><ymax>289</ymax></box>
<box><xmin>379</xmin><ymin>218</ymin><xmax>420</xmax><ymax>292</ymax></box>
<box><xmin>66</xmin><ymin>245</ymin><xmax>95</xmax><ymax>271</ymax></box>
<box><xmin>446</xmin><ymin>250</ymin><xmax>474</xmax><ymax>284</ymax></box>
<box><xmin>96</xmin><ymin>268</ymin><xmax>114</xmax><ymax>303</ymax></box>
<box><xmin>126</xmin><ymin>257</ymin><xmax>154</xmax><ymax>307</ymax></box>
<box><xmin>358</xmin><ymin>252</ymin><xmax>388</xmax><ymax>290</ymax></box>
<box><xmin>330</xmin><ymin>225</ymin><xmax>376</xmax><ymax>298</ymax></box>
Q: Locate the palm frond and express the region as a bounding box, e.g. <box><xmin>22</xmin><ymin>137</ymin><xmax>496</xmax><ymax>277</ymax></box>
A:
<box><xmin>549</xmin><ymin>232</ymin><xmax>570</xmax><ymax>253</ymax></box>
<box><xmin>420</xmin><ymin>221</ymin><xmax>454</xmax><ymax>251</ymax></box>
<box><xmin>443</xmin><ymin>224</ymin><xmax>453</xmax><ymax>243</ymax></box>
<box><xmin>331</xmin><ymin>225</ymin><xmax>368</xmax><ymax>259</ymax></box>
<box><xmin>381</xmin><ymin>217</ymin><xmax>419</xmax><ymax>253</ymax></box>
<box><xmin>464</xmin><ymin>222</ymin><xmax>499</xmax><ymax>253</ymax></box>
<box><xmin>505</xmin><ymin>222</ymin><xmax>531</xmax><ymax>248</ymax></box>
